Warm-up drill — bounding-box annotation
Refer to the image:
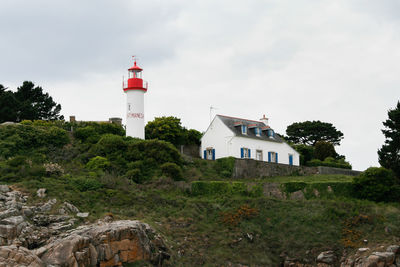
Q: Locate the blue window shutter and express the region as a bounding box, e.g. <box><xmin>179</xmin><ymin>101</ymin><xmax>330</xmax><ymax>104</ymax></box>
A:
<box><xmin>268</xmin><ymin>152</ymin><xmax>271</xmax><ymax>162</ymax></box>
<box><xmin>248</xmin><ymin>149</ymin><xmax>251</xmax><ymax>158</ymax></box>
<box><xmin>241</xmin><ymin>148</ymin><xmax>244</xmax><ymax>158</ymax></box>
<box><xmin>276</xmin><ymin>153</ymin><xmax>278</xmax><ymax>163</ymax></box>
<box><xmin>203</xmin><ymin>150</ymin><xmax>207</xmax><ymax>160</ymax></box>
<box><xmin>289</xmin><ymin>155</ymin><xmax>293</xmax><ymax>165</ymax></box>
<box><xmin>212</xmin><ymin>149</ymin><xmax>215</xmax><ymax>160</ymax></box>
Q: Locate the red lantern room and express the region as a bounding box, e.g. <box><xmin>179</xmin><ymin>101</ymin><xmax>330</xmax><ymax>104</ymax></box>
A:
<box><xmin>123</xmin><ymin>58</ymin><xmax>148</xmax><ymax>92</ymax></box>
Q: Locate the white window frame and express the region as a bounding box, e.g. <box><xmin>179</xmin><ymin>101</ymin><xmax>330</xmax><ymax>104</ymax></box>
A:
<box><xmin>241</xmin><ymin>125</ymin><xmax>247</xmax><ymax>135</ymax></box>
<box><xmin>270</xmin><ymin>151</ymin><xmax>277</xmax><ymax>163</ymax></box>
<box><xmin>206</xmin><ymin>148</ymin><xmax>214</xmax><ymax>160</ymax></box>
<box><xmin>256</xmin><ymin>150</ymin><xmax>263</xmax><ymax>161</ymax></box>
<box><xmin>243</xmin><ymin>147</ymin><xmax>250</xmax><ymax>158</ymax></box>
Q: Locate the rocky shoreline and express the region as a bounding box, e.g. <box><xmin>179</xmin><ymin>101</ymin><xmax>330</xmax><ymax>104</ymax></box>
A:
<box><xmin>0</xmin><ymin>185</ymin><xmax>169</xmax><ymax>266</ymax></box>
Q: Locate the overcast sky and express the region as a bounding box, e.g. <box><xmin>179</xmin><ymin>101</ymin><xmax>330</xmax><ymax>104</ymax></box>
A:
<box><xmin>1</xmin><ymin>0</ymin><xmax>399</xmax><ymax>170</ymax></box>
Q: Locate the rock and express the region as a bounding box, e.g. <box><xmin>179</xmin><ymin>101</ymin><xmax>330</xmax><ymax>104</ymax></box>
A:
<box><xmin>77</xmin><ymin>212</ymin><xmax>89</xmax><ymax>218</ymax></box>
<box><xmin>290</xmin><ymin>190</ymin><xmax>305</xmax><ymax>201</ymax></box>
<box><xmin>0</xmin><ymin>245</ymin><xmax>45</xmax><ymax>266</ymax></box>
<box><xmin>387</xmin><ymin>245</ymin><xmax>400</xmax><ymax>254</ymax></box>
<box><xmin>263</xmin><ymin>183</ymin><xmax>286</xmax><ymax>199</ymax></box>
<box><xmin>317</xmin><ymin>251</ymin><xmax>336</xmax><ymax>264</ymax></box>
<box><xmin>365</xmin><ymin>254</ymin><xmax>385</xmax><ymax>267</ymax></box>
<box><xmin>372</xmin><ymin>252</ymin><xmax>395</xmax><ymax>265</ymax></box>
<box><xmin>40</xmin><ymin>220</ymin><xmax>169</xmax><ymax>266</ymax></box>
<box><xmin>36</xmin><ymin>188</ymin><xmax>46</xmax><ymax>198</ymax></box>
<box><xmin>0</xmin><ymin>185</ymin><xmax>10</xmax><ymax>193</ymax></box>
<box><xmin>63</xmin><ymin>201</ymin><xmax>80</xmax><ymax>213</ymax></box>
<box><xmin>37</xmin><ymin>198</ymin><xmax>56</xmax><ymax>212</ymax></box>
<box><xmin>327</xmin><ymin>186</ymin><xmax>333</xmax><ymax>193</ymax></box>
<box><xmin>313</xmin><ymin>189</ymin><xmax>320</xmax><ymax>198</ymax></box>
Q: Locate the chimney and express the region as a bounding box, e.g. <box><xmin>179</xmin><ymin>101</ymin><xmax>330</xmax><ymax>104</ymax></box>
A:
<box><xmin>260</xmin><ymin>114</ymin><xmax>269</xmax><ymax>126</ymax></box>
<box><xmin>69</xmin><ymin>116</ymin><xmax>76</xmax><ymax>123</ymax></box>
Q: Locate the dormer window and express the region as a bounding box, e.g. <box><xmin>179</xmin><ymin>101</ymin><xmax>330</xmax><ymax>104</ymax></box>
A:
<box><xmin>255</xmin><ymin>127</ymin><xmax>261</xmax><ymax>137</ymax></box>
<box><xmin>241</xmin><ymin>125</ymin><xmax>247</xmax><ymax>134</ymax></box>
<box><xmin>268</xmin><ymin>129</ymin><xmax>275</xmax><ymax>137</ymax></box>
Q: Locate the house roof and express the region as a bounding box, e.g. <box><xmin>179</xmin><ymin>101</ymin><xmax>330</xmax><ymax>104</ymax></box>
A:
<box><xmin>216</xmin><ymin>115</ymin><xmax>284</xmax><ymax>143</ymax></box>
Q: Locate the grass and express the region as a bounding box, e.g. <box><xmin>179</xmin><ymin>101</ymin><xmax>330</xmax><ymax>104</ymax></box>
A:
<box><xmin>8</xmin><ymin>173</ymin><xmax>400</xmax><ymax>266</ymax></box>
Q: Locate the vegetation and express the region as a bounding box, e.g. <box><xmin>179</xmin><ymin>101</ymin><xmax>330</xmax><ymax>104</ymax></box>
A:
<box><xmin>378</xmin><ymin>101</ymin><xmax>400</xmax><ymax>178</ymax></box>
<box><xmin>0</xmin><ymin>82</ymin><xmax>63</xmax><ymax>122</ymax></box>
<box><xmin>145</xmin><ymin>116</ymin><xmax>202</xmax><ymax>146</ymax></box>
<box><xmin>1</xmin><ymin>121</ymin><xmax>400</xmax><ymax>266</ymax></box>
<box><xmin>353</xmin><ymin>167</ymin><xmax>400</xmax><ymax>202</ymax></box>
<box><xmin>286</xmin><ymin>120</ymin><xmax>344</xmax><ymax>146</ymax></box>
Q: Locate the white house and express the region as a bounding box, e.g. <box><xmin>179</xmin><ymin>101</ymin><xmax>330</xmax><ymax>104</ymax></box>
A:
<box><xmin>200</xmin><ymin>114</ymin><xmax>300</xmax><ymax>166</ymax></box>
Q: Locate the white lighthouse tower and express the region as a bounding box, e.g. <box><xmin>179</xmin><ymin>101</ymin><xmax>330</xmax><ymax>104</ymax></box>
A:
<box><xmin>123</xmin><ymin>57</ymin><xmax>148</xmax><ymax>139</ymax></box>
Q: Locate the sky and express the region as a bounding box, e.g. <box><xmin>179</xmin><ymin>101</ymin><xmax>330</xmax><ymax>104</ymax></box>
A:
<box><xmin>1</xmin><ymin>0</ymin><xmax>400</xmax><ymax>171</ymax></box>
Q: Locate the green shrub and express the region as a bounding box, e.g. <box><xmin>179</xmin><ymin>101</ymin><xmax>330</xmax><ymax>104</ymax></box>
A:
<box><xmin>353</xmin><ymin>167</ymin><xmax>400</xmax><ymax>202</ymax></box>
<box><xmin>125</xmin><ymin>169</ymin><xmax>146</xmax><ymax>184</ymax></box>
<box><xmin>214</xmin><ymin>157</ymin><xmax>235</xmax><ymax>178</ymax></box>
<box><xmin>74</xmin><ymin>126</ymin><xmax>100</xmax><ymax>143</ymax></box>
<box><xmin>191</xmin><ymin>181</ymin><xmax>250</xmax><ymax>196</ymax></box>
<box><xmin>91</xmin><ymin>134</ymin><xmax>127</xmax><ymax>156</ymax></box>
<box><xmin>86</xmin><ymin>156</ymin><xmax>111</xmax><ymax>171</ymax></box>
<box><xmin>160</xmin><ymin>162</ymin><xmax>183</xmax><ymax>181</ymax></box>
<box><xmin>314</xmin><ymin>141</ymin><xmax>337</xmax><ymax>161</ymax></box>
<box><xmin>70</xmin><ymin>177</ymin><xmax>103</xmax><ymax>192</ymax></box>
<box><xmin>307</xmin><ymin>158</ymin><xmax>352</xmax><ymax>169</ymax></box>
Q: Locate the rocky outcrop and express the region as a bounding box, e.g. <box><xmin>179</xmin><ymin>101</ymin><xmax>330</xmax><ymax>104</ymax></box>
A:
<box><xmin>0</xmin><ymin>185</ymin><xmax>169</xmax><ymax>266</ymax></box>
<box><xmin>0</xmin><ymin>245</ymin><xmax>44</xmax><ymax>267</ymax></box>
<box><xmin>283</xmin><ymin>245</ymin><xmax>400</xmax><ymax>267</ymax></box>
<box><xmin>39</xmin><ymin>220</ymin><xmax>169</xmax><ymax>266</ymax></box>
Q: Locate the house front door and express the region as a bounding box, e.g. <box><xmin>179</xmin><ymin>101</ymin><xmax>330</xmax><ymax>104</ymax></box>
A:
<box><xmin>256</xmin><ymin>150</ymin><xmax>263</xmax><ymax>161</ymax></box>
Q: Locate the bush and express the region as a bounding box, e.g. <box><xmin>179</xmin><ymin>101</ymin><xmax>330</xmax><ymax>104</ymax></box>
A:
<box><xmin>86</xmin><ymin>156</ymin><xmax>111</xmax><ymax>171</ymax></box>
<box><xmin>214</xmin><ymin>157</ymin><xmax>235</xmax><ymax>178</ymax></box>
<box><xmin>70</xmin><ymin>177</ymin><xmax>103</xmax><ymax>192</ymax></box>
<box><xmin>314</xmin><ymin>141</ymin><xmax>337</xmax><ymax>161</ymax></box>
<box><xmin>353</xmin><ymin>167</ymin><xmax>400</xmax><ymax>202</ymax></box>
<box><xmin>293</xmin><ymin>144</ymin><xmax>314</xmax><ymax>166</ymax></box>
<box><xmin>307</xmin><ymin>158</ymin><xmax>352</xmax><ymax>169</ymax></box>
<box><xmin>125</xmin><ymin>169</ymin><xmax>145</xmax><ymax>184</ymax></box>
<box><xmin>160</xmin><ymin>163</ymin><xmax>183</xmax><ymax>181</ymax></box>
<box><xmin>74</xmin><ymin>126</ymin><xmax>100</xmax><ymax>143</ymax></box>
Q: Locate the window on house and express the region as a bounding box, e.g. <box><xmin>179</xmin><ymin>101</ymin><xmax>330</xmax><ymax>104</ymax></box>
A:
<box><xmin>204</xmin><ymin>148</ymin><xmax>215</xmax><ymax>160</ymax></box>
<box><xmin>268</xmin><ymin>151</ymin><xmax>278</xmax><ymax>163</ymax></box>
<box><xmin>255</xmin><ymin>127</ymin><xmax>261</xmax><ymax>137</ymax></box>
<box><xmin>241</xmin><ymin>147</ymin><xmax>251</xmax><ymax>158</ymax></box>
<box><xmin>256</xmin><ymin>150</ymin><xmax>263</xmax><ymax>161</ymax></box>
<box><xmin>289</xmin><ymin>154</ymin><xmax>293</xmax><ymax>166</ymax></box>
<box><xmin>268</xmin><ymin>129</ymin><xmax>274</xmax><ymax>137</ymax></box>
<box><xmin>241</xmin><ymin>125</ymin><xmax>247</xmax><ymax>135</ymax></box>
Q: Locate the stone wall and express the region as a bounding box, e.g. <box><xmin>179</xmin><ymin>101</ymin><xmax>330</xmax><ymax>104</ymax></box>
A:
<box><xmin>180</xmin><ymin>144</ymin><xmax>201</xmax><ymax>158</ymax></box>
<box><xmin>233</xmin><ymin>159</ymin><xmax>361</xmax><ymax>178</ymax></box>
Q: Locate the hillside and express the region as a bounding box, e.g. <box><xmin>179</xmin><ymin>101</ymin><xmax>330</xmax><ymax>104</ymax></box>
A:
<box><xmin>0</xmin><ymin>121</ymin><xmax>400</xmax><ymax>266</ymax></box>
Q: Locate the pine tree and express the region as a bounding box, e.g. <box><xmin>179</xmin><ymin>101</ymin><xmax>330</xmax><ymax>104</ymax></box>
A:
<box><xmin>378</xmin><ymin>101</ymin><xmax>400</xmax><ymax>178</ymax></box>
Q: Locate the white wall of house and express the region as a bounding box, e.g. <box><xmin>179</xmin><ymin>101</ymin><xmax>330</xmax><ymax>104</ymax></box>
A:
<box><xmin>200</xmin><ymin>116</ymin><xmax>235</xmax><ymax>159</ymax></box>
<box><xmin>200</xmin><ymin>116</ymin><xmax>300</xmax><ymax>166</ymax></box>
<box><xmin>230</xmin><ymin>136</ymin><xmax>300</xmax><ymax>165</ymax></box>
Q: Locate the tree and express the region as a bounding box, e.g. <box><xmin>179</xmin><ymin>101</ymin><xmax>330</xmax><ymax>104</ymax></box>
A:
<box><xmin>286</xmin><ymin>120</ymin><xmax>344</xmax><ymax>146</ymax></box>
<box><xmin>145</xmin><ymin>116</ymin><xmax>185</xmax><ymax>146</ymax></box>
<box><xmin>0</xmin><ymin>81</ymin><xmax>63</xmax><ymax>123</ymax></box>
<box><xmin>352</xmin><ymin>167</ymin><xmax>400</xmax><ymax>202</ymax></box>
<box><xmin>14</xmin><ymin>81</ymin><xmax>63</xmax><ymax>121</ymax></box>
<box><xmin>378</xmin><ymin>101</ymin><xmax>400</xmax><ymax>178</ymax></box>
<box><xmin>314</xmin><ymin>141</ymin><xmax>337</xmax><ymax>161</ymax></box>
<box><xmin>0</xmin><ymin>84</ymin><xmax>19</xmax><ymax>123</ymax></box>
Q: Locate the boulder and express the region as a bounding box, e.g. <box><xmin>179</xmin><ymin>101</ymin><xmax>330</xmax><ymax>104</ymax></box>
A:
<box><xmin>290</xmin><ymin>190</ymin><xmax>305</xmax><ymax>201</ymax></box>
<box><xmin>77</xmin><ymin>212</ymin><xmax>89</xmax><ymax>218</ymax></box>
<box><xmin>317</xmin><ymin>251</ymin><xmax>336</xmax><ymax>264</ymax></box>
<box><xmin>0</xmin><ymin>245</ymin><xmax>45</xmax><ymax>266</ymax></box>
<box><xmin>40</xmin><ymin>220</ymin><xmax>169</xmax><ymax>266</ymax></box>
<box><xmin>0</xmin><ymin>185</ymin><xmax>10</xmax><ymax>193</ymax></box>
<box><xmin>36</xmin><ymin>188</ymin><xmax>46</xmax><ymax>198</ymax></box>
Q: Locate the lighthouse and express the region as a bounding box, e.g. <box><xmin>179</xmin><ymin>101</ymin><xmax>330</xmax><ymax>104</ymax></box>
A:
<box><xmin>123</xmin><ymin>57</ymin><xmax>148</xmax><ymax>139</ymax></box>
